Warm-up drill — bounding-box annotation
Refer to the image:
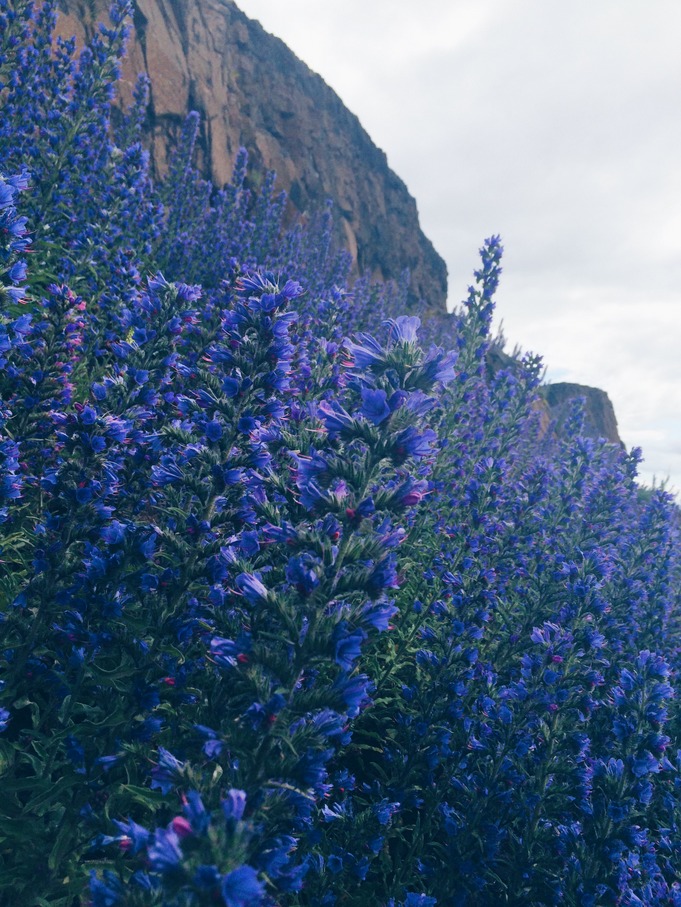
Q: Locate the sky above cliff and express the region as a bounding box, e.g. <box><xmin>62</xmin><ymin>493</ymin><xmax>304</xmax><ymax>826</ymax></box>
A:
<box><xmin>237</xmin><ymin>0</ymin><xmax>681</xmax><ymax>495</ymax></box>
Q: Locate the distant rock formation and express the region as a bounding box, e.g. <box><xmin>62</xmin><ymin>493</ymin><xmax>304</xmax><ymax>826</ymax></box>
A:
<box><xmin>541</xmin><ymin>382</ymin><xmax>622</xmax><ymax>445</ymax></box>
<box><xmin>57</xmin><ymin>0</ymin><xmax>448</xmax><ymax>310</ymax></box>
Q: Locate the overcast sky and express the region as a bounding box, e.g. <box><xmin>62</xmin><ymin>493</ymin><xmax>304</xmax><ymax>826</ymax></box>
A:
<box><xmin>237</xmin><ymin>0</ymin><xmax>681</xmax><ymax>495</ymax></box>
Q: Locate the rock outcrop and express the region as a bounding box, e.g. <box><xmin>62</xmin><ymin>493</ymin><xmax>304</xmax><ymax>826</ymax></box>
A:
<box><xmin>541</xmin><ymin>382</ymin><xmax>622</xmax><ymax>445</ymax></box>
<box><xmin>57</xmin><ymin>0</ymin><xmax>448</xmax><ymax>310</ymax></box>
<box><xmin>487</xmin><ymin>349</ymin><xmax>622</xmax><ymax>445</ymax></box>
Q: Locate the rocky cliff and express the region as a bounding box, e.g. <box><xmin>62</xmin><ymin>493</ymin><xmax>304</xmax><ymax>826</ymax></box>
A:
<box><xmin>57</xmin><ymin>0</ymin><xmax>448</xmax><ymax>310</ymax></box>
<box><xmin>57</xmin><ymin>0</ymin><xmax>622</xmax><ymax>446</ymax></box>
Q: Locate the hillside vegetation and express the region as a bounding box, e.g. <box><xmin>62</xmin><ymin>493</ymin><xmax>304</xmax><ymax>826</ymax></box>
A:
<box><xmin>1</xmin><ymin>3</ymin><xmax>680</xmax><ymax>905</ymax></box>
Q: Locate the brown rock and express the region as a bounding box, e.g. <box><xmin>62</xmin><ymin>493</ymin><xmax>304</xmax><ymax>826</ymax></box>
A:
<box><xmin>56</xmin><ymin>0</ymin><xmax>448</xmax><ymax>309</ymax></box>
<box><xmin>540</xmin><ymin>382</ymin><xmax>622</xmax><ymax>445</ymax></box>
<box><xmin>483</xmin><ymin>348</ymin><xmax>622</xmax><ymax>445</ymax></box>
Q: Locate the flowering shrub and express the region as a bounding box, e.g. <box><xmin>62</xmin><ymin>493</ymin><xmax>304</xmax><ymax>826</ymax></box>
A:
<box><xmin>0</xmin><ymin>3</ymin><xmax>680</xmax><ymax>906</ymax></box>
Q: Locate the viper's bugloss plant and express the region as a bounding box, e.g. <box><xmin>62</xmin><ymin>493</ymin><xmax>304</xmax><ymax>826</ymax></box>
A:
<box><xmin>0</xmin><ymin>3</ymin><xmax>680</xmax><ymax>906</ymax></box>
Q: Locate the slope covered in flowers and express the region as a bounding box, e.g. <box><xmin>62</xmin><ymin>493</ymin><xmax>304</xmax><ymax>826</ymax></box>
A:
<box><xmin>1</xmin><ymin>3</ymin><xmax>680</xmax><ymax>906</ymax></box>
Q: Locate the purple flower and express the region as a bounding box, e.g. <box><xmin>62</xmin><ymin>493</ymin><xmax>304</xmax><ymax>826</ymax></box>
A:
<box><xmin>317</xmin><ymin>400</ymin><xmax>354</xmax><ymax>436</ymax></box>
<box><xmin>334</xmin><ymin>625</ymin><xmax>367</xmax><ymax>671</ymax></box>
<box><xmin>147</xmin><ymin>828</ymin><xmax>183</xmax><ymax>873</ymax></box>
<box><xmin>169</xmin><ymin>819</ymin><xmax>192</xmax><ymax>842</ymax></box>
<box><xmin>195</xmin><ymin>724</ymin><xmax>224</xmax><ymax>758</ymax></box>
<box><xmin>209</xmin><ymin>637</ymin><xmax>240</xmax><ymax>669</ymax></box>
<box><xmin>0</xmin><ymin>708</ymin><xmax>9</xmax><ymax>732</ymax></box>
<box><xmin>393</xmin><ymin>427</ymin><xmax>437</xmax><ymax>461</ymax></box>
<box><xmin>235</xmin><ymin>573</ymin><xmax>268</xmax><ymax>604</ymax></box>
<box><xmin>221</xmin><ymin>865</ymin><xmax>264</xmax><ymax>906</ymax></box>
<box><xmin>346</xmin><ymin>496</ymin><xmax>375</xmax><ymax>522</ymax></box>
<box><xmin>113</xmin><ymin>818</ymin><xmax>151</xmax><ymax>854</ymax></box>
<box><xmin>422</xmin><ymin>347</ymin><xmax>457</xmax><ymax>386</ymax></box>
<box><xmin>222</xmin><ymin>789</ymin><xmax>247</xmax><ymax>822</ymax></box>
<box><xmin>344</xmin><ymin>332</ymin><xmax>385</xmax><ymax>368</ymax></box>
<box><xmin>183</xmin><ymin>791</ymin><xmax>210</xmax><ymax>835</ymax></box>
<box><xmin>359</xmin><ymin>387</ymin><xmax>391</xmax><ymax>425</ymax></box>
<box><xmin>361</xmin><ymin>599</ymin><xmax>398</xmax><ymax>632</ymax></box>
<box><xmin>151</xmin><ymin>458</ymin><xmax>183</xmax><ymax>486</ymax></box>
<box><xmin>332</xmin><ymin>673</ymin><xmax>373</xmax><ymax>717</ymax></box>
<box><xmin>89</xmin><ymin>870</ymin><xmax>125</xmax><ymax>906</ymax></box>
<box><xmin>205</xmin><ymin>419</ymin><xmax>223</xmax><ymax>442</ymax></box>
<box><xmin>367</xmin><ymin>555</ymin><xmax>400</xmax><ymax>595</ymax></box>
<box><xmin>100</xmin><ymin>520</ymin><xmax>126</xmax><ymax>546</ymax></box>
<box><xmin>286</xmin><ymin>556</ymin><xmax>320</xmax><ymax>597</ymax></box>
<box><xmin>150</xmin><ymin>747</ymin><xmax>185</xmax><ymax>794</ymax></box>
<box><xmin>391</xmin><ymin>477</ymin><xmax>429</xmax><ymax>508</ymax></box>
<box><xmin>385</xmin><ymin>315</ymin><xmax>420</xmax><ymax>344</ymax></box>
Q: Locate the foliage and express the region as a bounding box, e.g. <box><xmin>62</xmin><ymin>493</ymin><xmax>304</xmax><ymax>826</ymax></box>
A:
<box><xmin>0</xmin><ymin>3</ymin><xmax>680</xmax><ymax>906</ymax></box>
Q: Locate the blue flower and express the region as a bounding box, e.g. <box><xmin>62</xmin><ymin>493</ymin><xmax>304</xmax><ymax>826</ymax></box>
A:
<box><xmin>221</xmin><ymin>865</ymin><xmax>264</xmax><ymax>906</ymax></box>
<box><xmin>359</xmin><ymin>387</ymin><xmax>391</xmax><ymax>425</ymax></box>
<box><xmin>344</xmin><ymin>332</ymin><xmax>385</xmax><ymax>368</ymax></box>
<box><xmin>334</xmin><ymin>624</ymin><xmax>367</xmax><ymax>671</ymax></box>
<box><xmin>147</xmin><ymin>828</ymin><xmax>183</xmax><ymax>873</ymax></box>
<box><xmin>183</xmin><ymin>791</ymin><xmax>210</xmax><ymax>835</ymax></box>
<box><xmin>385</xmin><ymin>315</ymin><xmax>421</xmax><ymax>344</ymax></box>
<box><xmin>631</xmin><ymin>751</ymin><xmax>660</xmax><ymax>778</ymax></box>
<box><xmin>317</xmin><ymin>400</ymin><xmax>355</xmax><ymax>436</ymax></box>
<box><xmin>403</xmin><ymin>893</ymin><xmax>437</xmax><ymax>906</ymax></box>
<box><xmin>236</xmin><ymin>573</ymin><xmax>268</xmax><ymax>604</ymax></box>
<box><xmin>393</xmin><ymin>427</ymin><xmax>437</xmax><ymax>461</ymax></box>
<box><xmin>150</xmin><ymin>747</ymin><xmax>185</xmax><ymax>794</ymax></box>
<box><xmin>367</xmin><ymin>555</ymin><xmax>400</xmax><ymax>595</ymax></box>
<box><xmin>210</xmin><ymin>637</ymin><xmax>240</xmax><ymax>668</ymax></box>
<box><xmin>222</xmin><ymin>375</ymin><xmax>241</xmax><ymax>397</ymax></box>
<box><xmin>89</xmin><ymin>870</ymin><xmax>125</xmax><ymax>906</ymax></box>
<box><xmin>222</xmin><ymin>789</ymin><xmax>247</xmax><ymax>822</ymax></box>
<box><xmin>286</xmin><ymin>555</ymin><xmax>320</xmax><ymax>597</ymax></box>
<box><xmin>361</xmin><ymin>599</ymin><xmax>398</xmax><ymax>632</ymax></box>
<box><xmin>294</xmin><ymin>748</ymin><xmax>333</xmax><ymax>788</ymax></box>
<box><xmin>332</xmin><ymin>673</ymin><xmax>373</xmax><ymax>717</ymax></box>
<box><xmin>113</xmin><ymin>818</ymin><xmax>150</xmax><ymax>854</ymax></box>
<box><xmin>100</xmin><ymin>520</ymin><xmax>126</xmax><ymax>546</ymax></box>
<box><xmin>205</xmin><ymin>419</ymin><xmax>223</xmax><ymax>441</ymax></box>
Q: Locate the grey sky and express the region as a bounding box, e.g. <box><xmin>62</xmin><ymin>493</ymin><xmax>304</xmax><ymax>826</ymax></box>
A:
<box><xmin>237</xmin><ymin>0</ymin><xmax>681</xmax><ymax>495</ymax></box>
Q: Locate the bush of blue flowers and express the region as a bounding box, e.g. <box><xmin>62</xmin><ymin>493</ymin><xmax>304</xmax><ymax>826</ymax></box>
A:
<box><xmin>1</xmin><ymin>2</ymin><xmax>680</xmax><ymax>905</ymax></box>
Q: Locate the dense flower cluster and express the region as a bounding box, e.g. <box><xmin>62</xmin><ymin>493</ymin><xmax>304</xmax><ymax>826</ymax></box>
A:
<box><xmin>0</xmin><ymin>3</ymin><xmax>680</xmax><ymax>906</ymax></box>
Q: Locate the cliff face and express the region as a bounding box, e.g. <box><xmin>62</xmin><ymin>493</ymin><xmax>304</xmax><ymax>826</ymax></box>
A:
<box><xmin>57</xmin><ymin>0</ymin><xmax>448</xmax><ymax>310</ymax></box>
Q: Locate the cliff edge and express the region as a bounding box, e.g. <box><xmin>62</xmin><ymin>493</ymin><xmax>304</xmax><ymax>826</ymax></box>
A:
<box><xmin>57</xmin><ymin>0</ymin><xmax>448</xmax><ymax>310</ymax></box>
